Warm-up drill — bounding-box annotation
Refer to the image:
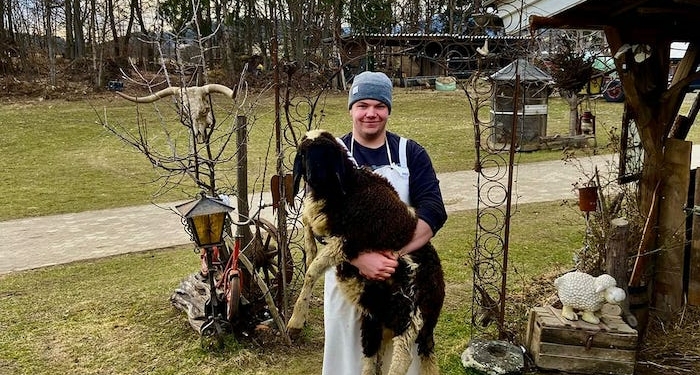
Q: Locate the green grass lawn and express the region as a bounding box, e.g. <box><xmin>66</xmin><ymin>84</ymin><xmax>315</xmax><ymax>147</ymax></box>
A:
<box><xmin>0</xmin><ymin>202</ymin><xmax>582</xmax><ymax>375</ymax></box>
<box><xmin>0</xmin><ymin>88</ymin><xmax>632</xmax><ymax>221</ymax></box>
<box><xmin>3</xmin><ymin>88</ymin><xmax>697</xmax><ymax>221</ymax></box>
<box><xmin>0</xmin><ymin>87</ymin><xmax>589</xmax><ymax>374</ymax></box>
<box><xmin>2</xmin><ymin>88</ymin><xmax>699</xmax><ymax>374</ymax></box>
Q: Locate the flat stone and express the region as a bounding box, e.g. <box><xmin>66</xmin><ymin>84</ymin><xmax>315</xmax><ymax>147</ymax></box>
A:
<box><xmin>461</xmin><ymin>339</ymin><xmax>524</xmax><ymax>375</ymax></box>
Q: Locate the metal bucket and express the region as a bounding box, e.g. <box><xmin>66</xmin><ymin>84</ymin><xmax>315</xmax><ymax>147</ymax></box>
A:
<box><xmin>628</xmin><ymin>284</ymin><xmax>649</xmax><ymax>339</ymax></box>
<box><xmin>578</xmin><ymin>186</ymin><xmax>598</xmax><ymax>212</ymax></box>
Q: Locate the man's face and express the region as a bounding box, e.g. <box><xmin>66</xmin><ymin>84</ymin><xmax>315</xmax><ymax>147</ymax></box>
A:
<box><xmin>349</xmin><ymin>99</ymin><xmax>390</xmax><ymax>138</ymax></box>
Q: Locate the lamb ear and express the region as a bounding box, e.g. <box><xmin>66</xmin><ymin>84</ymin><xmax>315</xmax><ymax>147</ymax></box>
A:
<box><xmin>334</xmin><ymin>172</ymin><xmax>346</xmax><ymax>195</ymax></box>
<box><xmin>334</xmin><ymin>151</ymin><xmax>347</xmax><ymax>195</ymax></box>
<box><xmin>595</xmin><ymin>285</ymin><xmax>606</xmax><ymax>293</ymax></box>
<box><xmin>293</xmin><ymin>152</ymin><xmax>304</xmax><ymax>195</ymax></box>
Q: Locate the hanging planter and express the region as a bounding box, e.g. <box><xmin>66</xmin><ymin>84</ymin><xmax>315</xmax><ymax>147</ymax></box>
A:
<box><xmin>578</xmin><ymin>186</ymin><xmax>598</xmax><ymax>212</ymax></box>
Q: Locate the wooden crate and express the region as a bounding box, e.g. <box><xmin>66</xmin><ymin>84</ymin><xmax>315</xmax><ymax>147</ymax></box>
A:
<box><xmin>526</xmin><ymin>306</ymin><xmax>638</xmax><ymax>375</ymax></box>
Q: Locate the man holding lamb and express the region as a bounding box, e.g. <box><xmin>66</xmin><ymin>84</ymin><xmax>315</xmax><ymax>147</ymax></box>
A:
<box><xmin>322</xmin><ymin>71</ymin><xmax>448</xmax><ymax>374</ymax></box>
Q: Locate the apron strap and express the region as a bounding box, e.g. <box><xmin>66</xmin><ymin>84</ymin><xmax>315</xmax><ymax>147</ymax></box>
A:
<box><xmin>399</xmin><ymin>137</ymin><xmax>408</xmax><ymax>168</ymax></box>
<box><xmin>349</xmin><ymin>135</ymin><xmax>407</xmax><ymax>168</ymax></box>
<box><xmin>338</xmin><ymin>137</ymin><xmax>358</xmax><ymax>166</ymax></box>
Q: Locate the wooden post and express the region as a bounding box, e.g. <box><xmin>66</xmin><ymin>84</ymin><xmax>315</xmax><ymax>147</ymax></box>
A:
<box><xmin>654</xmin><ymin>138</ymin><xmax>691</xmax><ymax>315</ymax></box>
<box><xmin>606</xmin><ymin>217</ymin><xmax>637</xmax><ymax>327</ymax></box>
<box><xmin>689</xmin><ymin>169</ymin><xmax>700</xmax><ymax>305</ymax></box>
<box><xmin>607</xmin><ymin>218</ymin><xmax>629</xmax><ymax>284</ymax></box>
<box><xmin>236</xmin><ymin>115</ymin><xmax>253</xmax><ymax>244</ymax></box>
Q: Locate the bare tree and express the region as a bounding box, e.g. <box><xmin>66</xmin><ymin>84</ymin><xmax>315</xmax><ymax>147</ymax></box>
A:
<box><xmin>544</xmin><ymin>32</ymin><xmax>596</xmax><ymax>135</ymax></box>
<box><xmin>44</xmin><ymin>0</ymin><xmax>56</xmax><ymax>84</ymax></box>
<box><xmin>0</xmin><ymin>0</ymin><xmax>18</xmax><ymax>73</ymax></box>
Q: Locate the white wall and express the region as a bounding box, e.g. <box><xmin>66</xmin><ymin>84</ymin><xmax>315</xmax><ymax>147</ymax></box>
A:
<box><xmin>495</xmin><ymin>0</ymin><xmax>587</xmax><ymax>34</ymax></box>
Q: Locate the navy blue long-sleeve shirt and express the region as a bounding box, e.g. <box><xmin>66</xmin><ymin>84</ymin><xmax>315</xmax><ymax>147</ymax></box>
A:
<box><xmin>340</xmin><ymin>132</ymin><xmax>448</xmax><ymax>235</ymax></box>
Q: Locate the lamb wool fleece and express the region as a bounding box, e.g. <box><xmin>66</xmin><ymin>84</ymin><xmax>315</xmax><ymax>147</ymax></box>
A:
<box><xmin>554</xmin><ymin>271</ymin><xmax>618</xmax><ymax>311</ymax></box>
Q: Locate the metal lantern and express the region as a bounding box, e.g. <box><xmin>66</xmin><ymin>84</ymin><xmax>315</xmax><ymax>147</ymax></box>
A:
<box><xmin>176</xmin><ymin>193</ymin><xmax>235</xmax><ymax>247</ymax></box>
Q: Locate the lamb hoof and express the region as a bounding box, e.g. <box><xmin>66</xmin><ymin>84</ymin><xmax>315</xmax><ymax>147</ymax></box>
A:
<box><xmin>561</xmin><ymin>306</ymin><xmax>578</xmax><ymax>321</ymax></box>
<box><xmin>581</xmin><ymin>312</ymin><xmax>600</xmax><ymax>324</ymax></box>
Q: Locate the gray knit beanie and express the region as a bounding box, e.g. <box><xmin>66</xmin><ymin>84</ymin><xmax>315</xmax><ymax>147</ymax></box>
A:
<box><xmin>348</xmin><ymin>71</ymin><xmax>393</xmax><ymax>113</ymax></box>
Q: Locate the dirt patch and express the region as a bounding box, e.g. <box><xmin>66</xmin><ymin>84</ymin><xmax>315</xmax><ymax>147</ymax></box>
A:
<box><xmin>1</xmin><ymin>57</ymin><xmax>106</xmax><ymax>101</ymax></box>
<box><xmin>636</xmin><ymin>307</ymin><xmax>700</xmax><ymax>374</ymax></box>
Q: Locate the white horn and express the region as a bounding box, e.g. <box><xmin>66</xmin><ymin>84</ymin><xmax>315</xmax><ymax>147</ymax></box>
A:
<box><xmin>116</xmin><ymin>87</ymin><xmax>179</xmax><ymax>103</ymax></box>
<box><xmin>200</xmin><ymin>84</ymin><xmax>234</xmax><ymax>98</ymax></box>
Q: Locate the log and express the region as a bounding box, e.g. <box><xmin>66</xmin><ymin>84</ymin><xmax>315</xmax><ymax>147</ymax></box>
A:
<box><xmin>170</xmin><ymin>273</ymin><xmax>209</xmax><ymax>333</ymax></box>
<box><xmin>606</xmin><ymin>217</ymin><xmax>637</xmax><ymax>327</ymax></box>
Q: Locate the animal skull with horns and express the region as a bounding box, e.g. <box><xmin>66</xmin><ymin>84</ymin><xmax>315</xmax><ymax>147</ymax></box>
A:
<box><xmin>117</xmin><ymin>84</ymin><xmax>234</xmax><ymax>143</ymax></box>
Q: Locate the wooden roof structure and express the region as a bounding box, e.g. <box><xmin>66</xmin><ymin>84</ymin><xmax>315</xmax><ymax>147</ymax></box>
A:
<box><xmin>527</xmin><ymin>0</ymin><xmax>700</xmax><ymax>321</ymax></box>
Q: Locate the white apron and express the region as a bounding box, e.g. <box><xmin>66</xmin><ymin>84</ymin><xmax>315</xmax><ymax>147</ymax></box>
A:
<box><xmin>322</xmin><ymin>137</ymin><xmax>420</xmax><ymax>375</ymax></box>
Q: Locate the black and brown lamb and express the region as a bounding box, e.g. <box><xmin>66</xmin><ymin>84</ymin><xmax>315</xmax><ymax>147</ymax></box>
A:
<box><xmin>286</xmin><ymin>129</ymin><xmax>445</xmax><ymax>375</ymax></box>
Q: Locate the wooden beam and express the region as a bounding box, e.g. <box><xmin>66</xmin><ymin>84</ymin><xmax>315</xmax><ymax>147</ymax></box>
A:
<box><xmin>669</xmin><ymin>42</ymin><xmax>698</xmax><ymax>87</ymax></box>
<box><xmin>638</xmin><ymin>7</ymin><xmax>694</xmax><ymax>14</ymax></box>
<box><xmin>654</xmin><ymin>138</ymin><xmax>692</xmax><ymax>316</ymax></box>
<box><xmin>529</xmin><ymin>15</ymin><xmax>604</xmax><ymax>31</ymax></box>
<box><xmin>686</xmin><ymin>90</ymin><xmax>700</xmax><ymax>126</ymax></box>
<box><xmin>668</xmin><ymin>115</ymin><xmax>691</xmax><ymax>140</ymax></box>
<box><xmin>689</xmin><ymin>169</ymin><xmax>700</xmax><ymax>305</ymax></box>
<box><xmin>664</xmin><ymin>42</ymin><xmax>699</xmax><ymax>137</ymax></box>
<box><xmin>611</xmin><ymin>0</ymin><xmax>649</xmax><ymax>17</ymax></box>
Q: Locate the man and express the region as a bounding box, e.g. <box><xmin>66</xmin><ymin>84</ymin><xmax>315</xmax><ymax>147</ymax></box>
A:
<box><xmin>322</xmin><ymin>71</ymin><xmax>448</xmax><ymax>374</ymax></box>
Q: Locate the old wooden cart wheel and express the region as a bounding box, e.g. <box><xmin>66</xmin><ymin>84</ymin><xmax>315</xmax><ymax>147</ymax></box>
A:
<box><xmin>241</xmin><ymin>217</ymin><xmax>295</xmax><ymax>314</ymax></box>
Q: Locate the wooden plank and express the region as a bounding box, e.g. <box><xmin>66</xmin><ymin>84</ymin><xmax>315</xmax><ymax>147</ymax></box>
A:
<box><xmin>535</xmin><ymin>342</ymin><xmax>636</xmax><ymax>375</ymax></box>
<box><xmin>530</xmin><ymin>307</ymin><xmax>638</xmax><ymax>350</ymax></box>
<box><xmin>541</xmin><ymin>306</ymin><xmax>635</xmax><ymax>334</ymax></box>
<box><xmin>686</xmin><ymin>88</ymin><xmax>700</xmax><ymax>126</ymax></box>
<box><xmin>529</xmin><ymin>314</ymin><xmax>543</xmax><ymax>363</ymax></box>
<box><xmin>668</xmin><ymin>115</ymin><xmax>690</xmax><ymax>140</ymax></box>
<box><xmin>664</xmin><ymin>43</ymin><xmax>698</xmax><ymax>137</ymax></box>
<box><xmin>599</xmin><ymin>315</ymin><xmax>638</xmax><ymax>335</ymax></box>
<box><xmin>535</xmin><ymin>323</ymin><xmax>637</xmax><ymax>350</ymax></box>
<box><xmin>669</xmin><ymin>42</ymin><xmax>698</xmax><ymax>88</ymax></box>
<box><xmin>525</xmin><ymin>308</ymin><xmax>536</xmax><ymax>348</ymax></box>
<box><xmin>690</xmin><ymin>168</ymin><xmax>700</xmax><ymax>305</ymax></box>
<box><xmin>654</xmin><ymin>138</ymin><xmax>692</xmax><ymax>314</ymax></box>
<box><xmin>538</xmin><ymin>341</ymin><xmax>636</xmax><ymax>362</ymax></box>
<box><xmin>528</xmin><ymin>307</ymin><xmax>638</xmax><ymax>374</ymax></box>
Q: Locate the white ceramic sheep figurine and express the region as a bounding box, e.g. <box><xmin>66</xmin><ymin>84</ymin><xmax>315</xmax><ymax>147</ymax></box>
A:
<box><xmin>554</xmin><ymin>271</ymin><xmax>626</xmax><ymax>324</ymax></box>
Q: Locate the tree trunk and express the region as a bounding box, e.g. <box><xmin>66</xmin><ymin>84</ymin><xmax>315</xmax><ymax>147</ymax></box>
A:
<box><xmin>65</xmin><ymin>0</ymin><xmax>74</xmax><ymax>59</ymax></box>
<box><xmin>45</xmin><ymin>0</ymin><xmax>56</xmax><ymax>85</ymax></box>
<box><xmin>73</xmin><ymin>0</ymin><xmax>84</xmax><ymax>58</ymax></box>
<box><xmin>563</xmin><ymin>90</ymin><xmax>579</xmax><ymax>135</ymax></box>
<box><xmin>107</xmin><ymin>0</ymin><xmax>119</xmax><ymax>57</ymax></box>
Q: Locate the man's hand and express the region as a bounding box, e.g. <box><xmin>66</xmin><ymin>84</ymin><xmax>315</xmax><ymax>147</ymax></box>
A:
<box><xmin>350</xmin><ymin>250</ymin><xmax>398</xmax><ymax>281</ymax></box>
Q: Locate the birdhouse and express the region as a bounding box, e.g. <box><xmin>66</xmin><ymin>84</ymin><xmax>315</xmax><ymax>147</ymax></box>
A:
<box><xmin>489</xmin><ymin>59</ymin><xmax>553</xmax><ymax>151</ymax></box>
